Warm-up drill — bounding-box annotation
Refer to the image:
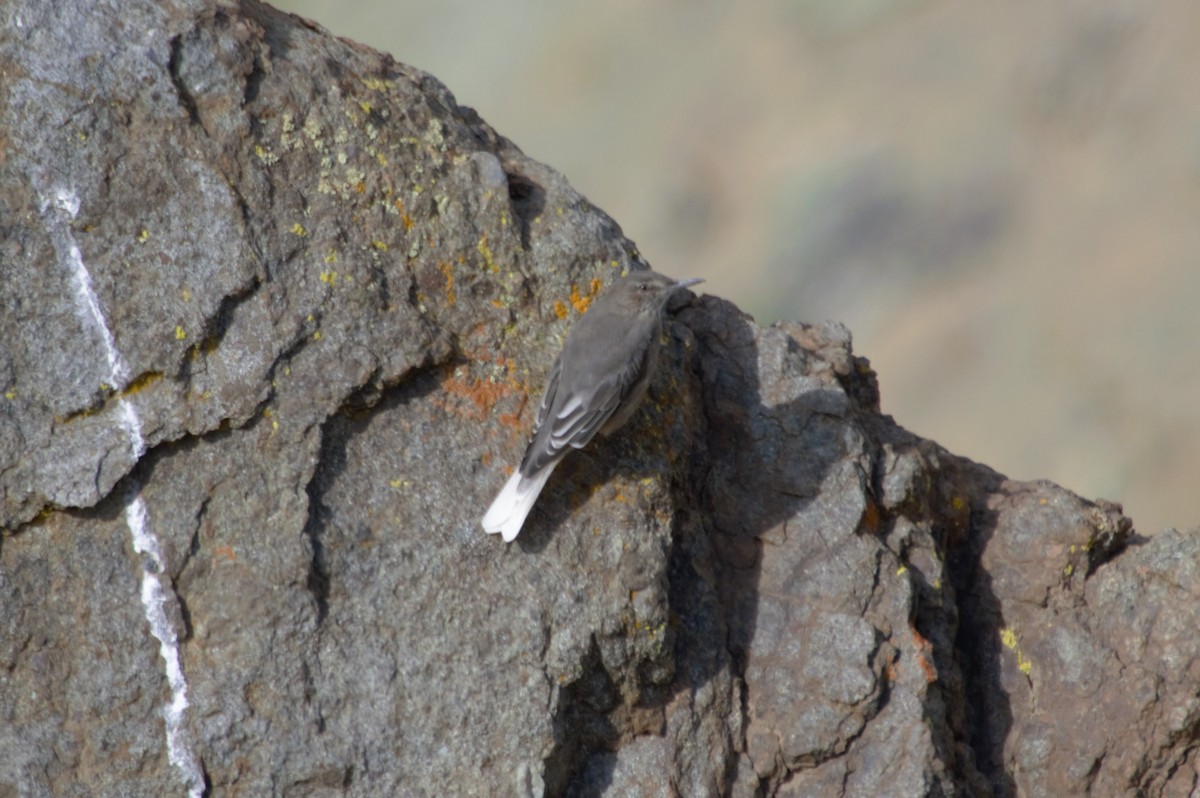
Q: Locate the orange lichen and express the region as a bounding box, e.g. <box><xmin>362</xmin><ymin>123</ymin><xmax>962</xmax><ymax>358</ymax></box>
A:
<box><xmin>436</xmin><ymin>261</ymin><xmax>455</xmax><ymax>305</ymax></box>
<box><xmin>569</xmin><ymin>278</ymin><xmax>603</xmax><ymax>314</ymax></box>
<box><xmin>911</xmin><ymin>627</ymin><xmax>938</xmax><ymax>683</ymax></box>
<box><xmin>553</xmin><ymin>300</ymin><xmax>569</xmax><ymax>320</ymax></box>
<box><xmin>440</xmin><ymin>370</ymin><xmax>514</xmax><ymax>420</ymax></box>
<box><xmin>917</xmin><ymin>653</ymin><xmax>937</xmax><ymax>683</ymax></box>
<box><xmin>497</xmin><ymin>412</ymin><xmax>524</xmax><ymax>429</ymax></box>
<box><xmin>393</xmin><ymin>198</ymin><xmax>415</xmax><ymax>231</ymax></box>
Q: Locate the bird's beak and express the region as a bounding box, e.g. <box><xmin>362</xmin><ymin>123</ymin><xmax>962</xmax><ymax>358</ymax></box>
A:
<box><xmin>674</xmin><ymin>277</ymin><xmax>704</xmax><ymax>290</ymax></box>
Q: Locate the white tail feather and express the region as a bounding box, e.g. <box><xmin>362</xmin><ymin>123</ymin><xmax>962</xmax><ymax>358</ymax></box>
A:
<box><xmin>481</xmin><ymin>463</ymin><xmax>559</xmax><ymax>541</ymax></box>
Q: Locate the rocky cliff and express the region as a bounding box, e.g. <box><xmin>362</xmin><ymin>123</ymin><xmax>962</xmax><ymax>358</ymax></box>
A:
<box><xmin>1</xmin><ymin>2</ymin><xmax>1197</xmax><ymax>796</ymax></box>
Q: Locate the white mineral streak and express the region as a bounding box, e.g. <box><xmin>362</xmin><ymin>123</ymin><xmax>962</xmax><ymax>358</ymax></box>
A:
<box><xmin>46</xmin><ymin>188</ymin><xmax>205</xmax><ymax>797</ymax></box>
<box><xmin>125</xmin><ymin>493</ymin><xmax>204</xmax><ymax>798</ymax></box>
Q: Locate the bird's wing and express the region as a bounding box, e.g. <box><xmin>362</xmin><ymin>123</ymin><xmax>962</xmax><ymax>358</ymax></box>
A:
<box><xmin>532</xmin><ymin>356</ymin><xmax>563</xmax><ymax>436</ymax></box>
<box><xmin>519</xmin><ymin>334</ymin><xmax>651</xmax><ymax>475</ymax></box>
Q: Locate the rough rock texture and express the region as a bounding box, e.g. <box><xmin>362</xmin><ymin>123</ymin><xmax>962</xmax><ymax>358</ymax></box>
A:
<box><xmin>1</xmin><ymin>2</ymin><xmax>1197</xmax><ymax>797</ymax></box>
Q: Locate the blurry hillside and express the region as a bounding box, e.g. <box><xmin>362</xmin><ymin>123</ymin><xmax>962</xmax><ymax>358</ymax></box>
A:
<box><xmin>275</xmin><ymin>0</ymin><xmax>1200</xmax><ymax>535</ymax></box>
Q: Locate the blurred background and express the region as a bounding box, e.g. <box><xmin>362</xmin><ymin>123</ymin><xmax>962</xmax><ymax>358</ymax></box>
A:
<box><xmin>274</xmin><ymin>0</ymin><xmax>1200</xmax><ymax>536</ymax></box>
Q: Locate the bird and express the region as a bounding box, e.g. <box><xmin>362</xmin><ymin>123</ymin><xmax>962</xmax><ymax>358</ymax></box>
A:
<box><xmin>481</xmin><ymin>270</ymin><xmax>703</xmax><ymax>541</ymax></box>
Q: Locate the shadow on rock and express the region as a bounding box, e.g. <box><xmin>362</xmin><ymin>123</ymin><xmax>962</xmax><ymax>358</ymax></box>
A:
<box><xmin>553</xmin><ymin>294</ymin><xmax>886</xmax><ymax>795</ymax></box>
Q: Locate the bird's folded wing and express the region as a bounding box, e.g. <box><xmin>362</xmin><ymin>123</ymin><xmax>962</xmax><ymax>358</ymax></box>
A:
<box><xmin>533</xmin><ymin>357</ymin><xmax>563</xmax><ymax>433</ymax></box>
<box><xmin>520</xmin><ymin>339</ymin><xmax>649</xmax><ymax>475</ymax></box>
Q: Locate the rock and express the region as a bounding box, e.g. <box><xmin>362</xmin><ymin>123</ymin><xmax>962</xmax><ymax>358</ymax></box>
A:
<box><xmin>0</xmin><ymin>1</ymin><xmax>1196</xmax><ymax>796</ymax></box>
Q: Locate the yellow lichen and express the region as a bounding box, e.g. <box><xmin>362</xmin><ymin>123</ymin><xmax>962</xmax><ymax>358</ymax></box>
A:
<box><xmin>121</xmin><ymin>372</ymin><xmax>162</xmax><ymax>397</ymax></box>
<box><xmin>360</xmin><ymin>76</ymin><xmax>393</xmax><ymax>92</ymax></box>
<box><xmin>477</xmin><ymin>235</ymin><xmax>498</xmax><ymax>273</ymax></box>
<box><xmin>1000</xmin><ymin>627</ymin><xmax>1032</xmax><ymax>676</ymax></box>
<box><xmin>254</xmin><ymin>144</ymin><xmax>279</xmax><ymax>165</ymax></box>
<box><xmin>175</xmin><ymin>325</ymin><xmax>186</xmax><ymax>340</ymax></box>
<box><xmin>1000</xmin><ymin>628</ymin><xmax>1017</xmax><ymax>649</ymax></box>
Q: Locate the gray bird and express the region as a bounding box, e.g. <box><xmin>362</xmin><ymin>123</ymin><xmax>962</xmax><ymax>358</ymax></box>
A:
<box><xmin>482</xmin><ymin>270</ymin><xmax>703</xmax><ymax>541</ymax></box>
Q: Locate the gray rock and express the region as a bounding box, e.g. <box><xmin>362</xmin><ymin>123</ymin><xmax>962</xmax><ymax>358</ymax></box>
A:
<box><xmin>0</xmin><ymin>1</ymin><xmax>1196</xmax><ymax>796</ymax></box>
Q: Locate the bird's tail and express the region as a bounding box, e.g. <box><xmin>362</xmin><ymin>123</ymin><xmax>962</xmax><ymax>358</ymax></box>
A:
<box><xmin>481</xmin><ymin>463</ymin><xmax>558</xmax><ymax>542</ymax></box>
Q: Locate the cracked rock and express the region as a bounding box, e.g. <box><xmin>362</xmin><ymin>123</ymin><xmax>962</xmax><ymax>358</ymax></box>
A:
<box><xmin>1</xmin><ymin>2</ymin><xmax>1198</xmax><ymax>797</ymax></box>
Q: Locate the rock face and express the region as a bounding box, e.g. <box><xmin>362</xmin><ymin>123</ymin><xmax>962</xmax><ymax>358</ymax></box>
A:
<box><xmin>0</xmin><ymin>1</ymin><xmax>1196</xmax><ymax>796</ymax></box>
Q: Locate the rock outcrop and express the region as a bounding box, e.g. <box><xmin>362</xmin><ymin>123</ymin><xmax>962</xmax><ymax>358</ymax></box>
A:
<box><xmin>1</xmin><ymin>2</ymin><xmax>1196</xmax><ymax>796</ymax></box>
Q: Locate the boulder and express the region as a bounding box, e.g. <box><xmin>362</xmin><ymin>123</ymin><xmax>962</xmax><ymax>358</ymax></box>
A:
<box><xmin>1</xmin><ymin>1</ymin><xmax>1196</xmax><ymax>796</ymax></box>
